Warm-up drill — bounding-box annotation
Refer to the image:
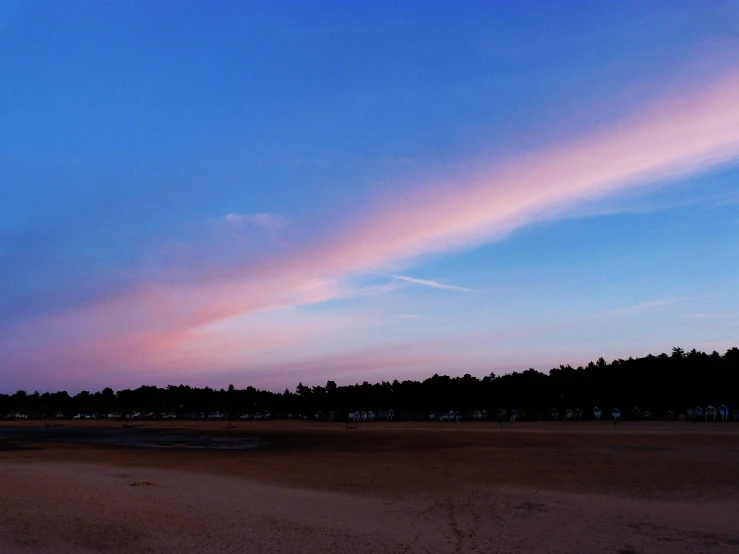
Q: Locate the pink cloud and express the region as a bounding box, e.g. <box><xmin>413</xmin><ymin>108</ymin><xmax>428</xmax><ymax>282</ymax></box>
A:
<box><xmin>4</xmin><ymin>70</ymin><xmax>739</xmax><ymax>382</ymax></box>
<box><xmin>331</xmin><ymin>74</ymin><xmax>739</xmax><ymax>270</ymax></box>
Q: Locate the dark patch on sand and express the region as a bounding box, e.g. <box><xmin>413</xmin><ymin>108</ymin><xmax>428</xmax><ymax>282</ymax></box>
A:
<box><xmin>0</xmin><ymin>439</ymin><xmax>41</xmax><ymax>452</ymax></box>
<box><xmin>0</xmin><ymin>426</ymin><xmax>260</xmax><ymax>451</ymax></box>
<box><xmin>516</xmin><ymin>501</ymin><xmax>548</xmax><ymax>512</ymax></box>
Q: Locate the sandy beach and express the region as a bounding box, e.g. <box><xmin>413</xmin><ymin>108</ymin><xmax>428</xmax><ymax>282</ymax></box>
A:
<box><xmin>2</xmin><ymin>421</ymin><xmax>739</xmax><ymax>553</ymax></box>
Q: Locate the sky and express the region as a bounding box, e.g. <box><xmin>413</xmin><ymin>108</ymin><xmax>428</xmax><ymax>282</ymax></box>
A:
<box><xmin>1</xmin><ymin>1</ymin><xmax>739</xmax><ymax>393</ymax></box>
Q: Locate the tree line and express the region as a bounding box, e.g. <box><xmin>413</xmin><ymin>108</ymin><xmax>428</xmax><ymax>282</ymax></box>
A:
<box><xmin>2</xmin><ymin>346</ymin><xmax>737</xmax><ymax>420</ymax></box>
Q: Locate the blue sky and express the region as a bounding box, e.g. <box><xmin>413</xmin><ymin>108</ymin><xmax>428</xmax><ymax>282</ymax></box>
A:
<box><xmin>1</xmin><ymin>1</ymin><xmax>738</xmax><ymax>392</ymax></box>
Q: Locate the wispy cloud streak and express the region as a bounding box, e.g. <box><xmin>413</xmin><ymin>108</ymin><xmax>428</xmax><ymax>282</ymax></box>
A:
<box><xmin>593</xmin><ymin>299</ymin><xmax>682</xmax><ymax>319</ymax></box>
<box><xmin>682</xmin><ymin>313</ymin><xmax>737</xmax><ymax>320</ymax></box>
<box><xmin>391</xmin><ymin>275</ymin><xmax>478</xmax><ymax>293</ymax></box>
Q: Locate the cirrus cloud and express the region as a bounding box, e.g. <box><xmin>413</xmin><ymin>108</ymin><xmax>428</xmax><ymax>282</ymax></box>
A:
<box><xmin>391</xmin><ymin>275</ymin><xmax>478</xmax><ymax>293</ymax></box>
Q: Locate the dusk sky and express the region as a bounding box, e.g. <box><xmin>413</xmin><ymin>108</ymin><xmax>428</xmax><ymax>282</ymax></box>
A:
<box><xmin>2</xmin><ymin>1</ymin><xmax>739</xmax><ymax>393</ymax></box>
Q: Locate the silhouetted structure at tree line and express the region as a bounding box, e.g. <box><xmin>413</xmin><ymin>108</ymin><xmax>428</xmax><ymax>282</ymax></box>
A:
<box><xmin>2</xmin><ymin>347</ymin><xmax>738</xmax><ymax>420</ymax></box>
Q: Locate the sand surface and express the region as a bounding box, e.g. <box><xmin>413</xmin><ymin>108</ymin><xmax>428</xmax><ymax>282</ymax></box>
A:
<box><xmin>2</xmin><ymin>421</ymin><xmax>739</xmax><ymax>553</ymax></box>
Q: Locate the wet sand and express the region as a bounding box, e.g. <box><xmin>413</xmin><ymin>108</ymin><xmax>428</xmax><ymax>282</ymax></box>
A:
<box><xmin>2</xmin><ymin>421</ymin><xmax>739</xmax><ymax>553</ymax></box>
